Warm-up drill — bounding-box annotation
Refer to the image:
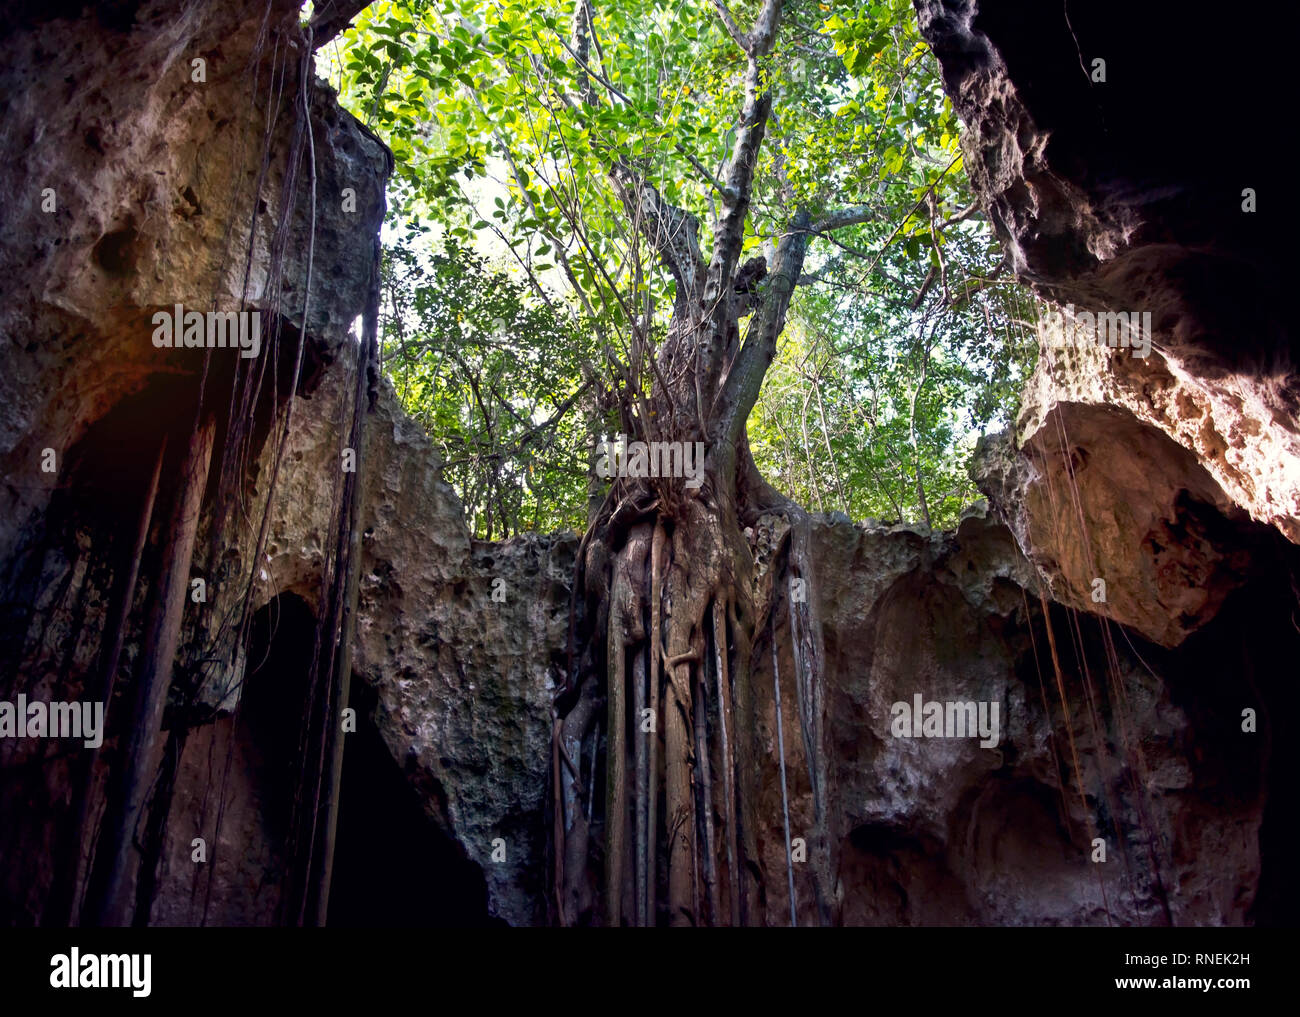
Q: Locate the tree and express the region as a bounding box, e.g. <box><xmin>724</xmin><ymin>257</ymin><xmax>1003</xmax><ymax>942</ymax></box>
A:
<box><xmin>545</xmin><ymin>0</ymin><xmax>853</xmax><ymax>927</ymax></box>
<box><xmin>380</xmin><ymin>239</ymin><xmax>596</xmax><ymax>536</ymax></box>
<box><xmin>331</xmin><ymin>0</ymin><xmax>1034</xmax><ymax>925</ymax></box>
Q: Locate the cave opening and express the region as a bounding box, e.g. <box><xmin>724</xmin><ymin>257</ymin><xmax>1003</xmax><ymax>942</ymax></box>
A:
<box><xmin>327</xmin><ymin>679</ymin><xmax>499</xmax><ymax>927</ymax></box>
<box><xmin>0</xmin><ymin>0</ymin><xmax>1294</xmax><ymax>938</ymax></box>
<box><xmin>242</xmin><ymin>591</ymin><xmax>319</xmax><ymax>853</ymax></box>
<box><xmin>143</xmin><ymin>590</ymin><xmax>323</xmax><ymax>926</ymax></box>
<box><xmin>1167</xmin><ymin>552</ymin><xmax>1300</xmax><ymax>927</ymax></box>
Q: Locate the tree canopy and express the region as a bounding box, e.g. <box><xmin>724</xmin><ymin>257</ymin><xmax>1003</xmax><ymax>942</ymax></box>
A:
<box><xmin>322</xmin><ymin>0</ymin><xmax>1037</xmax><ymax>535</ymax></box>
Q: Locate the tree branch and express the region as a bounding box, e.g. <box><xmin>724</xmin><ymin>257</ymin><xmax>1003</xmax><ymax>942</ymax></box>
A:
<box><xmin>711</xmin><ymin>0</ymin><xmax>749</xmax><ymax>51</ymax></box>
<box><xmin>745</xmin><ymin>0</ymin><xmax>787</xmax><ymax>56</ymax></box>
<box><xmin>811</xmin><ymin>154</ymin><xmax>961</xmax><ymax>234</ymax></box>
<box><xmin>609</xmin><ymin>164</ymin><xmax>704</xmax><ymax>308</ymax></box>
<box><xmin>809</xmin><ymin>204</ymin><xmax>874</xmax><ymax>234</ymax></box>
<box><xmin>307</xmin><ymin>0</ymin><xmax>371</xmax><ymax>47</ymax></box>
<box><xmin>697</xmin><ymin>0</ymin><xmax>788</xmax><ymax>393</ymax></box>
<box><xmin>714</xmin><ymin>209</ymin><xmax>811</xmax><ymax>447</ymax></box>
<box><xmin>555</xmin><ymin>28</ymin><xmax>726</xmax><ymax>196</ymax></box>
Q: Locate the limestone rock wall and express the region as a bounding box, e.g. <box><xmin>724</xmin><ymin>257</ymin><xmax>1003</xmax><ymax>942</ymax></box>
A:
<box><xmin>748</xmin><ymin>509</ymin><xmax>1274</xmax><ymax>925</ymax></box>
<box><xmin>0</xmin><ymin>0</ymin><xmax>1290</xmax><ymax>929</ymax></box>
<box><xmin>0</xmin><ymin>0</ymin><xmax>388</xmax><ymax>925</ymax></box>
<box><xmin>915</xmin><ymin>0</ymin><xmax>1300</xmax><ymax>648</ymax></box>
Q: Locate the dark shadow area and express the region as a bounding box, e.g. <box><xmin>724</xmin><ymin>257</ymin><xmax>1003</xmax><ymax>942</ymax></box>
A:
<box><xmin>328</xmin><ymin>680</ymin><xmax>501</xmax><ymax>926</ymax></box>
<box><xmin>242</xmin><ymin>592</ymin><xmax>318</xmax><ymax>849</ymax></box>
<box><xmin>1170</xmin><ymin>537</ymin><xmax>1300</xmax><ymax>927</ymax></box>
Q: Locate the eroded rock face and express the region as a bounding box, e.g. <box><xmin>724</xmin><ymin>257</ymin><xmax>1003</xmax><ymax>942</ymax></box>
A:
<box><xmin>1019</xmin><ymin>311</ymin><xmax>1300</xmax><ymax>549</ymax></box>
<box><xmin>214</xmin><ymin>453</ymin><xmax>1278</xmax><ymax>927</ymax></box>
<box><xmin>0</xmin><ymin>2</ymin><xmax>384</xmax><ymax>569</ymax></box>
<box><xmin>0</xmin><ymin>0</ymin><xmax>388</xmax><ymax>925</ymax></box>
<box><xmin>207</xmin><ymin>365</ymin><xmax>570</xmax><ymax>926</ymax></box>
<box><xmin>0</xmin><ymin>0</ymin><xmax>1287</xmax><ymax>929</ymax></box>
<box><xmin>351</xmin><ymin>399</ymin><xmax>575</xmax><ymax>926</ymax></box>
<box><xmin>0</xmin><ymin>0</ymin><xmax>563</xmax><ymax>929</ymax></box>
<box><xmin>973</xmin><ymin>405</ymin><xmax>1262</xmax><ymax>648</ymax></box>
<box><xmin>915</xmin><ymin>0</ymin><xmax>1300</xmax><ymax>642</ymax></box>
<box><xmin>749</xmin><ymin>509</ymin><xmax>1271</xmax><ymax>926</ymax></box>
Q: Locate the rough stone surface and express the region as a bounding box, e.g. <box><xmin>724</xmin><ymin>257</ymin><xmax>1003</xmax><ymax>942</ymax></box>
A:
<box><xmin>0</xmin><ymin>0</ymin><xmax>390</xmax><ymax>924</ymax></box>
<box><xmin>351</xmin><ymin>382</ymin><xmax>574</xmax><ymax>926</ymax></box>
<box><xmin>972</xmin><ymin>410</ymin><xmax>1261</xmax><ymax>648</ymax></box>
<box><xmin>197</xmin><ymin>365</ymin><xmax>572</xmax><ymax>925</ymax></box>
<box><xmin>914</xmin><ymin>0</ymin><xmax>1298</xmax><ymax>645</ymax></box>
<box><xmin>748</xmin><ymin>508</ymin><xmax>1268</xmax><ymax>925</ymax></box>
<box><xmin>0</xmin><ymin>0</ymin><xmax>1293</xmax><ymax>929</ymax></box>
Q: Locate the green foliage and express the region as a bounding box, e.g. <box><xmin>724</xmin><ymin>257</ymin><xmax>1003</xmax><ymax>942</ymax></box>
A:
<box><xmin>381</xmin><ymin>236</ymin><xmax>597</xmax><ymax>536</ymax></box>
<box><xmin>329</xmin><ymin>0</ymin><xmax>1038</xmax><ymax>534</ymax></box>
<box><xmin>749</xmin><ymin>281</ymin><xmax>1036</xmax><ymax>529</ymax></box>
<box><xmin>742</xmin><ymin>0</ymin><xmax>1037</xmax><ymax>527</ymax></box>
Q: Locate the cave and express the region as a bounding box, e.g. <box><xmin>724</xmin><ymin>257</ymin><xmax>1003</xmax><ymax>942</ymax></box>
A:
<box><xmin>327</xmin><ymin>680</ymin><xmax>498</xmax><ymax>927</ymax></box>
<box><xmin>0</xmin><ymin>0</ymin><xmax>1295</xmax><ymax>951</ymax></box>
<box><xmin>242</xmin><ymin>592</ymin><xmax>318</xmax><ymax>855</ymax></box>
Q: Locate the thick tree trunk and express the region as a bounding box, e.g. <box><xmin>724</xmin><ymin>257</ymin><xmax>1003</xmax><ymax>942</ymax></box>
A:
<box><xmin>548</xmin><ymin>0</ymin><xmax>859</xmax><ymax>928</ymax></box>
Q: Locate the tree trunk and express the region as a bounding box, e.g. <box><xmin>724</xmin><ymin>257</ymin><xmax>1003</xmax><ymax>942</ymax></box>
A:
<box><xmin>549</xmin><ymin>0</ymin><xmax>863</xmax><ymax>928</ymax></box>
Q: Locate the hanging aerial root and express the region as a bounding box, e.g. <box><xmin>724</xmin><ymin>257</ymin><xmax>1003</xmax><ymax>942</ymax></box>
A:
<box><xmin>772</xmin><ymin>621</ymin><xmax>796</xmax><ymax>926</ymax></box>
<box><xmin>551</xmin><ymin>717</ymin><xmax>567</xmax><ymax>926</ymax></box>
<box><xmin>604</xmin><ymin>522</ymin><xmax>654</xmax><ymax>926</ymax></box>
<box><xmin>783</xmin><ymin>516</ymin><xmax>832</xmax><ymax>924</ymax></box>
<box><xmin>634</xmin><ymin>634</ymin><xmax>648</xmax><ymax>927</ymax></box>
<box><xmin>604</xmin><ymin>567</ymin><xmax>629</xmax><ymax>926</ymax></box>
<box><xmin>1037</xmin><ymin>590</ymin><xmax>1112</xmax><ymax>924</ymax></box>
<box><xmin>664</xmin><ymin>650</ymin><xmax>695</xmax><ymax>925</ymax></box>
<box><xmin>554</xmin><ymin>670</ymin><xmax>600</xmax><ymax>925</ymax></box>
<box><xmin>711</xmin><ymin>596</ymin><xmax>741</xmax><ymax>926</ymax></box>
<box><xmin>645</xmin><ymin>518</ymin><xmax>665</xmax><ymax>926</ymax></box>
<box><xmin>693</xmin><ymin>669</ymin><xmax>721</xmax><ymax>925</ymax></box>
